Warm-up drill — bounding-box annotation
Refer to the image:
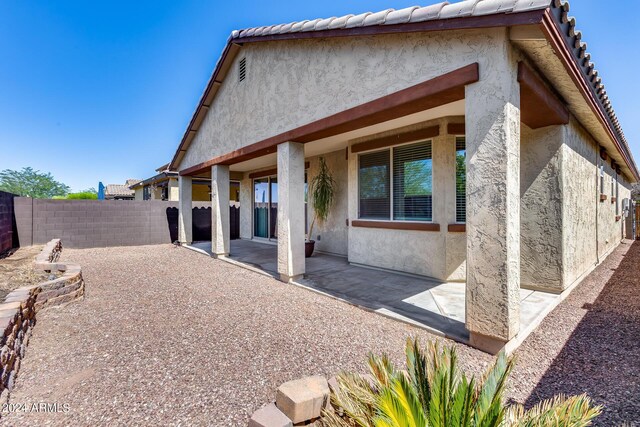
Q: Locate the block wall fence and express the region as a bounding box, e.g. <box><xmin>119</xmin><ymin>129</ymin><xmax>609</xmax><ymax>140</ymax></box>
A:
<box><xmin>0</xmin><ymin>191</ymin><xmax>18</xmax><ymax>255</ymax></box>
<box><xmin>13</xmin><ymin>198</ymin><xmax>213</xmax><ymax>249</ymax></box>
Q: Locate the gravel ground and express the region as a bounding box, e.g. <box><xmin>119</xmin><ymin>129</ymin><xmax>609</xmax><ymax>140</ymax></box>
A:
<box><xmin>2</xmin><ymin>241</ymin><xmax>638</xmax><ymax>426</ymax></box>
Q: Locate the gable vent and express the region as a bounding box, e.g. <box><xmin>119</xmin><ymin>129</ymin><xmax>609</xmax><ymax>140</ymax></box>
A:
<box><xmin>238</xmin><ymin>57</ymin><xmax>247</xmax><ymax>82</ymax></box>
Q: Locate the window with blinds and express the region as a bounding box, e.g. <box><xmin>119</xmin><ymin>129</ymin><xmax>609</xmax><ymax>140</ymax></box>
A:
<box><xmin>358</xmin><ymin>141</ymin><xmax>433</xmax><ymax>222</ymax></box>
<box><xmin>393</xmin><ymin>141</ymin><xmax>432</xmax><ymax>221</ymax></box>
<box><xmin>358</xmin><ymin>149</ymin><xmax>390</xmax><ymax>219</ymax></box>
<box><xmin>455</xmin><ymin>137</ymin><xmax>466</xmax><ymax>223</ymax></box>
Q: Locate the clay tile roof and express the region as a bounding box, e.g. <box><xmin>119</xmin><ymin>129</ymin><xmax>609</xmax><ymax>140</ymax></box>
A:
<box><xmin>105</xmin><ymin>182</ymin><xmax>138</xmax><ymax>197</ymax></box>
<box><xmin>230</xmin><ymin>0</ymin><xmax>549</xmax><ymax>40</ymax></box>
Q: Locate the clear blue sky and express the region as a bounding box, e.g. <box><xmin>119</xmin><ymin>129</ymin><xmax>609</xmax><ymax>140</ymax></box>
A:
<box><xmin>1</xmin><ymin>0</ymin><xmax>638</xmax><ymax>191</ymax></box>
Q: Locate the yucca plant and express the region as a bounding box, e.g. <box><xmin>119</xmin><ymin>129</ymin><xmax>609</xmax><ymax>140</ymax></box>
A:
<box><xmin>321</xmin><ymin>338</ymin><xmax>601</xmax><ymax>427</ymax></box>
<box><xmin>307</xmin><ymin>157</ymin><xmax>336</xmax><ymax>242</ymax></box>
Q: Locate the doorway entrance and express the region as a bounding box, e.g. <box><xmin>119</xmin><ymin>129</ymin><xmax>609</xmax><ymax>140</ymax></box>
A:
<box><xmin>253</xmin><ymin>176</ymin><xmax>278</xmax><ymax>240</ymax></box>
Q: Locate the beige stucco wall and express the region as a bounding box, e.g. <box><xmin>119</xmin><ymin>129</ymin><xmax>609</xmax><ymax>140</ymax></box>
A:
<box><xmin>306</xmin><ymin>149</ymin><xmax>349</xmax><ymax>256</ymax></box>
<box><xmin>177</xmin><ymin>28</ymin><xmax>512</xmax><ymax>172</ymax></box>
<box><xmin>520</xmin><ymin>124</ymin><xmax>564</xmax><ymax>291</ymax></box>
<box><xmin>168</xmin><ymin>178</ymin><xmax>179</xmax><ymax>201</ymax></box>
<box><xmin>519</xmin><ymin>117</ymin><xmax>631</xmax><ymax>294</ymax></box>
<box><xmin>134</xmin><ymin>188</ymin><xmax>143</xmax><ymax>201</ymax></box>
<box><xmin>239</xmin><ymin>175</ymin><xmax>252</xmax><ymax>240</ymax></box>
<box><xmin>562</xmin><ymin>117</ymin><xmax>631</xmax><ymax>288</ymax></box>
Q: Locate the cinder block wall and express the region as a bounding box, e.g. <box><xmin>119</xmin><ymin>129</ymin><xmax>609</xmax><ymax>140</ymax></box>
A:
<box><xmin>0</xmin><ymin>191</ymin><xmax>17</xmax><ymax>253</ymax></box>
<box><xmin>13</xmin><ymin>197</ymin><xmax>33</xmax><ymax>247</ymax></box>
<box><xmin>13</xmin><ymin>199</ymin><xmax>211</xmax><ymax>249</ymax></box>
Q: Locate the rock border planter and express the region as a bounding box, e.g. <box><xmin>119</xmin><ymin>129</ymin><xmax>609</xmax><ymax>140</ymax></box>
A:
<box><xmin>0</xmin><ymin>239</ymin><xmax>84</xmax><ymax>405</ymax></box>
<box><xmin>249</xmin><ymin>375</ymin><xmax>331</xmax><ymax>427</ymax></box>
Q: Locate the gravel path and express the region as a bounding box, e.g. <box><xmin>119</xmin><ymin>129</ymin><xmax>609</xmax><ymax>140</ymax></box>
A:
<box><xmin>2</xmin><ymin>241</ymin><xmax>638</xmax><ymax>425</ymax></box>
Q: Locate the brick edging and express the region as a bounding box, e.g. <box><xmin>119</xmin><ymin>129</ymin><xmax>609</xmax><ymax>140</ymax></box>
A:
<box><xmin>0</xmin><ymin>239</ymin><xmax>85</xmax><ymax>405</ymax></box>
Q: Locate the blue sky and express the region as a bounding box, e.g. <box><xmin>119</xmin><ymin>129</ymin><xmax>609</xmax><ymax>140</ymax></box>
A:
<box><xmin>1</xmin><ymin>1</ymin><xmax>638</xmax><ymax>192</ymax></box>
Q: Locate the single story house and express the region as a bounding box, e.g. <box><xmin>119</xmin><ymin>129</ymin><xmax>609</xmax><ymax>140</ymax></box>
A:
<box><xmin>167</xmin><ymin>0</ymin><xmax>638</xmax><ymax>352</ymax></box>
<box><xmin>129</xmin><ymin>164</ymin><xmax>235</xmax><ymax>201</ymax></box>
<box><xmin>104</xmin><ymin>179</ymin><xmax>140</xmax><ymax>200</ymax></box>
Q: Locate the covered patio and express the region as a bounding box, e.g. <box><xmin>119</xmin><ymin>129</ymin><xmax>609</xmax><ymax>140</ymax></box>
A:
<box><xmin>188</xmin><ymin>239</ymin><xmax>560</xmax><ymax>346</ymax></box>
<box><xmin>173</xmin><ymin>55</ymin><xmax>580</xmax><ymax>353</ymax></box>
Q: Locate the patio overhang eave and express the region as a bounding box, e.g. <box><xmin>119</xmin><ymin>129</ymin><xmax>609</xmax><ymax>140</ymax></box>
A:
<box><xmin>179</xmin><ymin>63</ymin><xmax>479</xmax><ymax>176</ymax></box>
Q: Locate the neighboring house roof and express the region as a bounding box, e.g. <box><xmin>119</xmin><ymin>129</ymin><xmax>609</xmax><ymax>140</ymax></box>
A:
<box><xmin>155</xmin><ymin>163</ymin><xmax>171</xmax><ymax>173</ymax></box>
<box><xmin>129</xmin><ymin>171</ymin><xmax>179</xmax><ymax>190</ymax></box>
<box><xmin>168</xmin><ymin>0</ymin><xmax>638</xmax><ymax>181</ymax></box>
<box><xmin>105</xmin><ymin>181</ymin><xmax>139</xmax><ymax>198</ymax></box>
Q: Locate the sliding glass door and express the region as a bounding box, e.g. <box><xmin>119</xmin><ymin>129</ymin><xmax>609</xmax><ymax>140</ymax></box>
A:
<box><xmin>254</xmin><ymin>178</ymin><xmax>269</xmax><ymax>238</ymax></box>
<box><xmin>253</xmin><ymin>174</ymin><xmax>304</xmax><ymax>241</ymax></box>
<box><xmin>253</xmin><ymin>176</ymin><xmax>279</xmax><ymax>240</ymax></box>
<box><xmin>269</xmin><ymin>177</ymin><xmax>278</xmax><ymax>239</ymax></box>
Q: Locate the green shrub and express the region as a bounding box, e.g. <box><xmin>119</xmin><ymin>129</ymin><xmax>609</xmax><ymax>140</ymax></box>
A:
<box><xmin>322</xmin><ymin>338</ymin><xmax>601</xmax><ymax>427</ymax></box>
<box><xmin>65</xmin><ymin>191</ymin><xmax>97</xmax><ymax>199</ymax></box>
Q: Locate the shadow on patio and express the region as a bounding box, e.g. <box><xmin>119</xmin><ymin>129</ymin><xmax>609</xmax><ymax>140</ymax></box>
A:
<box><xmin>188</xmin><ymin>240</ymin><xmax>566</xmax><ymax>347</ymax></box>
<box><xmin>523</xmin><ymin>240</ymin><xmax>640</xmax><ymax>425</ymax></box>
<box><xmin>191</xmin><ymin>239</ymin><xmax>469</xmax><ymax>341</ymax></box>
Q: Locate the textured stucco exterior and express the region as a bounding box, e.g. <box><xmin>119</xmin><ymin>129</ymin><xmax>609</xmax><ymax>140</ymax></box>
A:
<box><xmin>306</xmin><ymin>149</ymin><xmax>348</xmax><ymax>257</ymax></box>
<box><xmin>168</xmin><ymin>178</ymin><xmax>179</xmax><ymax>201</ymax></box>
<box><xmin>178</xmin><ymin>176</ymin><xmax>193</xmax><ymax>244</ymax></box>
<box><xmin>211</xmin><ymin>165</ymin><xmax>230</xmax><ymax>256</ymax></box>
<box><xmin>520</xmin><ymin>124</ymin><xmax>564</xmax><ymax>291</ymax></box>
<box><xmin>562</xmin><ymin>117</ymin><xmax>630</xmax><ymax>288</ymax></box>
<box><xmin>464</xmin><ymin>32</ymin><xmax>521</xmax><ymax>344</ymax></box>
<box><xmin>177</xmin><ymin>28</ymin><xmax>513</xmax><ymax>172</ymax></box>
<box><xmin>277</xmin><ymin>142</ymin><xmax>306</xmax><ymax>282</ymax></box>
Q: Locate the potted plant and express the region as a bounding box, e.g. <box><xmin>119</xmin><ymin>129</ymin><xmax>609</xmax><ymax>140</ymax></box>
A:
<box><xmin>306</xmin><ymin>157</ymin><xmax>336</xmax><ymax>257</ymax></box>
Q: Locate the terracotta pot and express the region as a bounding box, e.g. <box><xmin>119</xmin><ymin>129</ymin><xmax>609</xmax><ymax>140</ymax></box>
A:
<box><xmin>305</xmin><ymin>240</ymin><xmax>315</xmax><ymax>258</ymax></box>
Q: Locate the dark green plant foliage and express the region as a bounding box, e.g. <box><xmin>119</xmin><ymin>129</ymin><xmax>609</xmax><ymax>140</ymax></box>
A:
<box><xmin>311</xmin><ymin>157</ymin><xmax>336</xmax><ymax>222</ymax></box>
<box><xmin>308</xmin><ymin>157</ymin><xmax>336</xmax><ymax>241</ymax></box>
<box><xmin>0</xmin><ymin>167</ymin><xmax>70</xmax><ymax>198</ymax></box>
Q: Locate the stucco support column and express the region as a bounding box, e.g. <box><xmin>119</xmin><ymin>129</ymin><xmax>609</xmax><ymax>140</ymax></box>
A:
<box><xmin>178</xmin><ymin>175</ymin><xmax>193</xmax><ymax>245</ymax></box>
<box><xmin>277</xmin><ymin>141</ymin><xmax>305</xmax><ymax>282</ymax></box>
<box><xmin>168</xmin><ymin>178</ymin><xmax>179</xmax><ymax>201</ymax></box>
<box><xmin>465</xmin><ymin>55</ymin><xmax>521</xmax><ymax>353</ymax></box>
<box><xmin>211</xmin><ymin>165</ymin><xmax>230</xmax><ymax>257</ymax></box>
<box><xmin>239</xmin><ymin>175</ymin><xmax>252</xmax><ymax>240</ymax></box>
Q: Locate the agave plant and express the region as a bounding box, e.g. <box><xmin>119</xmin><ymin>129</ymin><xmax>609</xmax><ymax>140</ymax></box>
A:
<box><xmin>321</xmin><ymin>338</ymin><xmax>601</xmax><ymax>427</ymax></box>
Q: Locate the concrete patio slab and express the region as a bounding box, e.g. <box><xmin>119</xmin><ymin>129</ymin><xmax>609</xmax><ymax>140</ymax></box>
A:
<box><xmin>187</xmin><ymin>239</ymin><xmax>561</xmax><ymax>347</ymax></box>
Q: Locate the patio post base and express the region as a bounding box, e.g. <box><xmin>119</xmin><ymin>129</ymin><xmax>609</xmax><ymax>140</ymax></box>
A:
<box><xmin>468</xmin><ymin>332</ymin><xmax>507</xmax><ymax>355</ymax></box>
<box><xmin>212</xmin><ymin>252</ymin><xmax>229</xmax><ymax>259</ymax></box>
<box><xmin>279</xmin><ymin>273</ymin><xmax>303</xmax><ymax>283</ymax></box>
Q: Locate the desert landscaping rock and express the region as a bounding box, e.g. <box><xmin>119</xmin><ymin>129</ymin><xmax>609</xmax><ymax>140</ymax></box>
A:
<box><xmin>275</xmin><ymin>376</ymin><xmax>329</xmax><ymax>424</ymax></box>
<box><xmin>248</xmin><ymin>402</ymin><xmax>292</xmax><ymax>427</ymax></box>
<box><xmin>2</xmin><ymin>242</ymin><xmax>638</xmax><ymax>425</ymax></box>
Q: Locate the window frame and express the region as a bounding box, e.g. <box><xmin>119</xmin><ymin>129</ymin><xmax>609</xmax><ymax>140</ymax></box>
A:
<box><xmin>357</xmin><ymin>139</ymin><xmax>434</xmax><ymax>223</ymax></box>
<box><xmin>454</xmin><ymin>135</ymin><xmax>466</xmax><ymax>224</ymax></box>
